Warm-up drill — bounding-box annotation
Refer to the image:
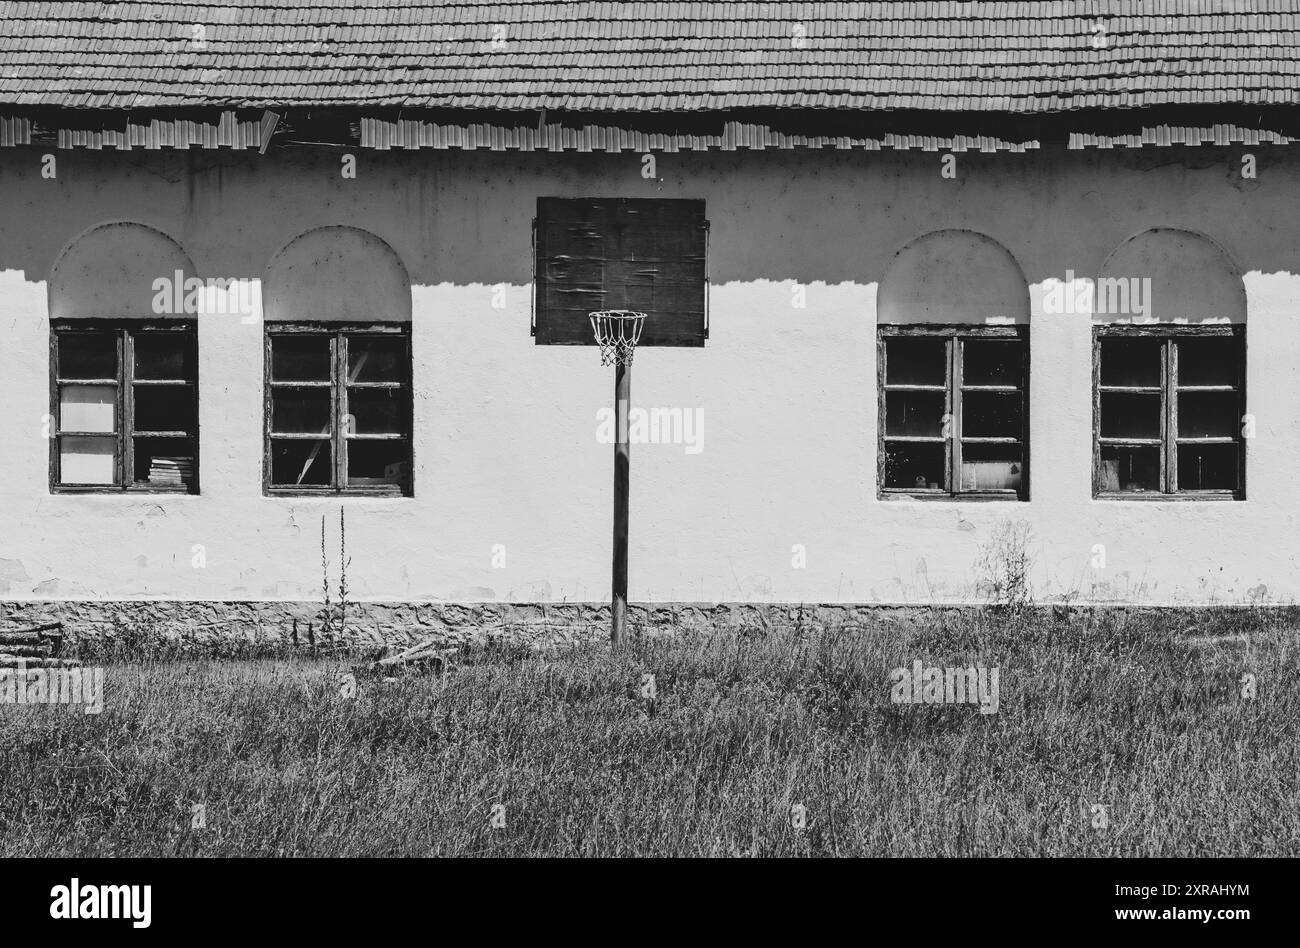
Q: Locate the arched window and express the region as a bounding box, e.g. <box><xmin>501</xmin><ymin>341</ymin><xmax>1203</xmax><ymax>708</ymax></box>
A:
<box><xmin>263</xmin><ymin>227</ymin><xmax>413</xmax><ymax>495</ymax></box>
<box><xmin>877</xmin><ymin>230</ymin><xmax>1030</xmax><ymax>500</ymax></box>
<box><xmin>1092</xmin><ymin>229</ymin><xmax>1245</xmax><ymax>498</ymax></box>
<box><xmin>48</xmin><ymin>223</ymin><xmax>199</xmax><ymax>492</ymax></box>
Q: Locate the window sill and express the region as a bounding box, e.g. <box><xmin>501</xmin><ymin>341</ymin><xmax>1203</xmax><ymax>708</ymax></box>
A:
<box><xmin>879</xmin><ymin>491</ymin><xmax>1026</xmax><ymax>502</ymax></box>
<box><xmin>50</xmin><ymin>485</ymin><xmax>198</xmax><ymax>495</ymax></box>
<box><xmin>1093</xmin><ymin>491</ymin><xmax>1243</xmax><ymax>502</ymax></box>
<box><xmin>264</xmin><ymin>487</ymin><xmax>411</xmax><ymax>499</ymax></box>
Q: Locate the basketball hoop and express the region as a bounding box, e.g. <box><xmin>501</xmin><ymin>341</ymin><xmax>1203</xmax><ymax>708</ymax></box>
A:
<box><xmin>589</xmin><ymin>310</ymin><xmax>647</xmax><ymax>366</ymax></box>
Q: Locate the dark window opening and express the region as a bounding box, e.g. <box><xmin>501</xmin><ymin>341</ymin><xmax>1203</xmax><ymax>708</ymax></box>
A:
<box><xmin>878</xmin><ymin>326</ymin><xmax>1028</xmax><ymax>499</ymax></box>
<box><xmin>51</xmin><ymin>322</ymin><xmax>198</xmax><ymax>493</ymax></box>
<box><xmin>265</xmin><ymin>326</ymin><xmax>412</xmax><ymax>495</ymax></box>
<box><xmin>1093</xmin><ymin>326</ymin><xmax>1245</xmax><ymax>498</ymax></box>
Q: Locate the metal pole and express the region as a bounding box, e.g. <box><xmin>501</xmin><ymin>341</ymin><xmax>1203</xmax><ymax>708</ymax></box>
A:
<box><xmin>612</xmin><ymin>358</ymin><xmax>630</xmax><ymax>645</ymax></box>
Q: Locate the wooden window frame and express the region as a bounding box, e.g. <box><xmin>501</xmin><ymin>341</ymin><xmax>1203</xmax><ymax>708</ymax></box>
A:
<box><xmin>263</xmin><ymin>322</ymin><xmax>413</xmax><ymax>498</ymax></box>
<box><xmin>49</xmin><ymin>320</ymin><xmax>199</xmax><ymax>494</ymax></box>
<box><xmin>877</xmin><ymin>324</ymin><xmax>1029</xmax><ymax>501</ymax></box>
<box><xmin>1092</xmin><ymin>324</ymin><xmax>1245</xmax><ymax>501</ymax></box>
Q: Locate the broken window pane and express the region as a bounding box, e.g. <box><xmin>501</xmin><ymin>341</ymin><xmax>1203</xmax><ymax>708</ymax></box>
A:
<box><xmin>960</xmin><ymin>443</ymin><xmax>1023</xmax><ymax>491</ymax></box>
<box><xmin>884</xmin><ymin>337</ymin><xmax>945</xmax><ymax>386</ymax></box>
<box><xmin>1099</xmin><ymin>445</ymin><xmax>1160</xmax><ymax>492</ymax></box>
<box><xmin>347</xmin><ymin>336</ymin><xmax>405</xmax><ymax>383</ymax></box>
<box><xmin>885</xmin><ymin>390</ymin><xmax>945</xmax><ymax>437</ymax></box>
<box><xmin>962</xmin><ymin>391</ymin><xmax>1021</xmax><ymax>439</ymax></box>
<box><xmin>1177</xmin><ymin>392</ymin><xmax>1238</xmax><ymax>439</ymax></box>
<box><xmin>58</xmin><ymin>333</ymin><xmax>116</xmax><ymax>380</ymax></box>
<box><xmin>271</xmin><ymin>336</ymin><xmax>331</xmax><ymax>381</ymax></box>
<box><xmin>268</xmin><ymin>328</ymin><xmax>411</xmax><ymax>493</ymax></box>
<box><xmin>1177</xmin><ymin>443</ymin><xmax>1238</xmax><ymax>491</ymax></box>
<box><xmin>1099</xmin><ymin>391</ymin><xmax>1160</xmax><ymax>440</ymax></box>
<box><xmin>60</xmin><ymin>384</ymin><xmax>116</xmax><ymax>433</ymax></box>
<box><xmin>1100</xmin><ymin>338</ymin><xmax>1161</xmax><ymax>387</ymax></box>
<box><xmin>270</xmin><ymin>439</ymin><xmax>332</xmax><ymax>486</ymax></box>
<box><xmin>962</xmin><ymin>340</ymin><xmax>1021</xmax><ymax>387</ymax></box>
<box><xmin>272</xmin><ymin>388</ymin><xmax>332</xmax><ymax>434</ymax></box>
<box><xmin>884</xmin><ymin>440</ymin><xmax>945</xmax><ymax>490</ymax></box>
<box><xmin>59</xmin><ymin>435</ymin><xmax>115</xmax><ymax>484</ymax></box>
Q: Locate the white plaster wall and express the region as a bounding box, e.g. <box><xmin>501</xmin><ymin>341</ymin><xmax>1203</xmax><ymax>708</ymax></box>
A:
<box><xmin>0</xmin><ymin>145</ymin><xmax>1298</xmax><ymax>605</ymax></box>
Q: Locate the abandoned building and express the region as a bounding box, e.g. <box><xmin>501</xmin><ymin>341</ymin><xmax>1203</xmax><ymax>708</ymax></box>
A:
<box><xmin>0</xmin><ymin>2</ymin><xmax>1297</xmax><ymax>639</ymax></box>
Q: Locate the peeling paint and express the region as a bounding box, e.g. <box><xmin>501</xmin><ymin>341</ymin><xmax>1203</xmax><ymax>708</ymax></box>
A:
<box><xmin>0</xmin><ymin>558</ymin><xmax>29</xmax><ymax>594</ymax></box>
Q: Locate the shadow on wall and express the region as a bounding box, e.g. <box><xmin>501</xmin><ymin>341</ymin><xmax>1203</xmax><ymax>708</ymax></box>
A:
<box><xmin>1</xmin><ymin>146</ymin><xmax>1298</xmax><ymax>302</ymax></box>
<box><xmin>877</xmin><ymin>229</ymin><xmax>1030</xmax><ymax>325</ymax></box>
<box><xmin>48</xmin><ymin>220</ymin><xmax>412</xmax><ymax>322</ymax></box>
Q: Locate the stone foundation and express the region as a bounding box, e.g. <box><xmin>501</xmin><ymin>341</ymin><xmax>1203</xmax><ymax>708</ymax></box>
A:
<box><xmin>0</xmin><ymin>600</ymin><xmax>903</xmax><ymax>653</ymax></box>
<box><xmin>0</xmin><ymin>600</ymin><xmax>1289</xmax><ymax>656</ymax></box>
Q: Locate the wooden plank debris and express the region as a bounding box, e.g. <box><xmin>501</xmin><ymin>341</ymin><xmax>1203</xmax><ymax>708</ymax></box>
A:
<box><xmin>0</xmin><ymin>622</ymin><xmax>68</xmax><ymax>667</ymax></box>
<box><xmin>367</xmin><ymin>637</ymin><xmax>458</xmax><ymax>675</ymax></box>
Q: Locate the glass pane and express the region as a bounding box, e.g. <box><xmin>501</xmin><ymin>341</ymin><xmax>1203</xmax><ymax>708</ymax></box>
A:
<box><xmin>347</xmin><ymin>440</ymin><xmax>410</xmax><ymax>488</ymax></box>
<box><xmin>884</xmin><ymin>337</ymin><xmax>946</xmax><ymax>386</ymax></box>
<box><xmin>346</xmin><ymin>389</ymin><xmax>407</xmax><ymax>435</ymax></box>
<box><xmin>885</xmin><ymin>390</ymin><xmax>945</xmax><ymax>437</ymax></box>
<box><xmin>58</xmin><ymin>333</ymin><xmax>116</xmax><ymax>380</ymax></box>
<box><xmin>883</xmin><ymin>441</ymin><xmax>945</xmax><ymax>490</ymax></box>
<box><xmin>134</xmin><ymin>333</ymin><xmax>195</xmax><ymax>380</ymax></box>
<box><xmin>271</xmin><ymin>388</ymin><xmax>332</xmax><ymax>434</ymax></box>
<box><xmin>134</xmin><ymin>384</ymin><xmax>195</xmax><ymax>433</ymax></box>
<box><xmin>1099</xmin><ymin>391</ymin><xmax>1160</xmax><ymax>439</ymax></box>
<box><xmin>270</xmin><ymin>439</ymin><xmax>332</xmax><ymax>487</ymax></box>
<box><xmin>1099</xmin><ymin>445</ymin><xmax>1160</xmax><ymax>492</ymax></box>
<box><xmin>133</xmin><ymin>437</ymin><xmax>195</xmax><ymax>488</ymax></box>
<box><xmin>1100</xmin><ymin>337</ymin><xmax>1161</xmax><ymax>387</ymax></box>
<box><xmin>962</xmin><ymin>340</ymin><xmax>1022</xmax><ymax>387</ymax></box>
<box><xmin>59</xmin><ymin>435</ymin><xmax>115</xmax><ymax>484</ymax></box>
<box><xmin>1177</xmin><ymin>443</ymin><xmax>1238</xmax><ymax>491</ymax></box>
<box><xmin>1178</xmin><ymin>392</ymin><xmax>1239</xmax><ymax>439</ymax></box>
<box><xmin>271</xmin><ymin>336</ymin><xmax>331</xmax><ymax>381</ymax></box>
<box><xmin>347</xmin><ymin>336</ymin><xmax>406</xmax><ymax>383</ymax></box>
<box><xmin>1176</xmin><ymin>338</ymin><xmax>1237</xmax><ymax>388</ymax></box>
<box><xmin>960</xmin><ymin>443</ymin><xmax>1023</xmax><ymax>492</ymax></box>
<box><xmin>60</xmin><ymin>384</ymin><xmax>115</xmax><ymax>433</ymax></box>
<box><xmin>962</xmin><ymin>391</ymin><xmax>1021</xmax><ymax>439</ymax></box>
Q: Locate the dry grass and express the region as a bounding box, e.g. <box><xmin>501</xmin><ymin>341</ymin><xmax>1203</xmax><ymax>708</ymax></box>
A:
<box><xmin>1</xmin><ymin>607</ymin><xmax>1296</xmax><ymax>856</ymax></box>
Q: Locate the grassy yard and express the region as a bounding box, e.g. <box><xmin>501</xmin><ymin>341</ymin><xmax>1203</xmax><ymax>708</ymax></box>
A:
<box><xmin>0</xmin><ymin>607</ymin><xmax>1296</xmax><ymax>857</ymax></box>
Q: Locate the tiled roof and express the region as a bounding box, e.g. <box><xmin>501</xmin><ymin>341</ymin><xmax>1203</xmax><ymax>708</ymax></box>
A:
<box><xmin>6</xmin><ymin>110</ymin><xmax>1291</xmax><ymax>152</ymax></box>
<box><xmin>1</xmin><ymin>1</ymin><xmax>1299</xmax><ymax>113</ymax></box>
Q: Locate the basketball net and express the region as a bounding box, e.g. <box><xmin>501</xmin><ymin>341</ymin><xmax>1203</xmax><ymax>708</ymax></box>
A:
<box><xmin>589</xmin><ymin>310</ymin><xmax>647</xmax><ymax>366</ymax></box>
